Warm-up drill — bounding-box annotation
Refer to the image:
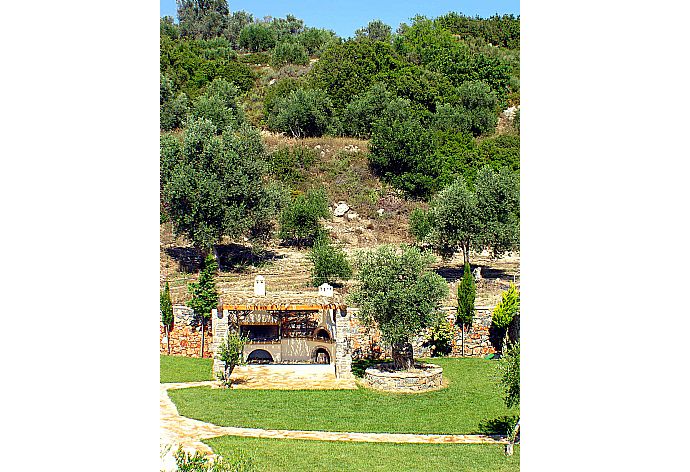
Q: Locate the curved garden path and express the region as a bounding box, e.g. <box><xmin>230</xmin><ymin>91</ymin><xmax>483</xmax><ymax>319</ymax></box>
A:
<box><xmin>160</xmin><ymin>381</ymin><xmax>508</xmax><ymax>460</ymax></box>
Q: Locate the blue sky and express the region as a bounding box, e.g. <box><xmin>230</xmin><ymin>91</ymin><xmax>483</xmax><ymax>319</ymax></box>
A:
<box><xmin>160</xmin><ymin>1</ymin><xmax>519</xmax><ymax>38</ymax></box>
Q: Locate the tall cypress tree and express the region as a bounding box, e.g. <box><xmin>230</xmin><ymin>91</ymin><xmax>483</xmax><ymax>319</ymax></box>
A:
<box><xmin>188</xmin><ymin>254</ymin><xmax>219</xmax><ymax>357</ymax></box>
<box><xmin>160</xmin><ymin>281</ymin><xmax>174</xmax><ymax>355</ymax></box>
<box><xmin>457</xmin><ymin>262</ymin><xmax>476</xmax><ymax>356</ymax></box>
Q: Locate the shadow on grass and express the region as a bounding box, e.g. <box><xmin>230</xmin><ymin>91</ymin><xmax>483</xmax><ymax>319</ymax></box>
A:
<box><xmin>351</xmin><ymin>358</ymin><xmax>386</xmax><ymax>378</ymax></box>
<box><xmin>475</xmin><ymin>415</ymin><xmax>518</xmax><ymax>435</ymax></box>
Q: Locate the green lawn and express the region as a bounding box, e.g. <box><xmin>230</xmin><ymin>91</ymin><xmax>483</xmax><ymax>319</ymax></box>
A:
<box><xmin>205</xmin><ymin>436</ymin><xmax>519</xmax><ymax>472</ymax></box>
<box><xmin>160</xmin><ymin>355</ymin><xmax>213</xmax><ymax>383</ymax></box>
<box><xmin>169</xmin><ymin>357</ymin><xmax>518</xmax><ymax>435</ymax></box>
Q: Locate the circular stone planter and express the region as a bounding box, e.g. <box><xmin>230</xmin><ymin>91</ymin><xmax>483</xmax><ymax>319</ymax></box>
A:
<box><xmin>363</xmin><ymin>363</ymin><xmax>444</xmax><ymax>393</ymax></box>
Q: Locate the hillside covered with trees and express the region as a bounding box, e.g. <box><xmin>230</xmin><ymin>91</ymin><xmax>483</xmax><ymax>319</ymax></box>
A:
<box><xmin>160</xmin><ymin>0</ymin><xmax>520</xmax><ymax>304</ymax></box>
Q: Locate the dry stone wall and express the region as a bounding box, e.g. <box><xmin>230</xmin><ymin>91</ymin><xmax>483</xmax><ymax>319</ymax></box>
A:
<box><xmin>160</xmin><ymin>305</ymin><xmax>213</xmax><ymax>358</ymax></box>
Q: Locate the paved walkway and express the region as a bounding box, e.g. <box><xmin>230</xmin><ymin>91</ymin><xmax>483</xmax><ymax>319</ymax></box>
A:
<box><xmin>229</xmin><ymin>364</ymin><xmax>358</xmax><ymax>390</ymax></box>
<box><xmin>160</xmin><ymin>380</ymin><xmax>508</xmax><ymax>466</ymax></box>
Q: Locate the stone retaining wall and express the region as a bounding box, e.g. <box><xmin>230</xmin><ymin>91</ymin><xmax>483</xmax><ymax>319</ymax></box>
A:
<box><xmin>160</xmin><ymin>305</ymin><xmax>213</xmax><ymax>358</ymax></box>
<box><xmin>363</xmin><ymin>363</ymin><xmax>444</xmax><ymax>392</ymax></box>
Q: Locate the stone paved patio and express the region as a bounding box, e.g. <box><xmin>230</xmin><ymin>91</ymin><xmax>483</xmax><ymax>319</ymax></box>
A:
<box><xmin>228</xmin><ymin>364</ymin><xmax>358</xmax><ymax>390</ymax></box>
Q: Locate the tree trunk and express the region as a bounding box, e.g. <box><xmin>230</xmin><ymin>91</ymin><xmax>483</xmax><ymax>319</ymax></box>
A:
<box><xmin>463</xmin><ymin>241</ymin><xmax>470</xmax><ymax>265</ymax></box>
<box><xmin>201</xmin><ymin>318</ymin><xmax>205</xmax><ymax>358</ymax></box>
<box><xmin>165</xmin><ymin>325</ymin><xmax>170</xmax><ymax>355</ymax></box>
<box><xmin>224</xmin><ymin>362</ymin><xmax>234</xmax><ymax>385</ymax></box>
<box><xmin>391</xmin><ymin>342</ymin><xmax>414</xmax><ymax>370</ymax></box>
<box><xmin>461</xmin><ymin>323</ymin><xmax>465</xmax><ymax>357</ymax></box>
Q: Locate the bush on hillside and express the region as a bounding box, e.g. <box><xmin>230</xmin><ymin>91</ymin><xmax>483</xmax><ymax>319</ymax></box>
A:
<box><xmin>341</xmin><ymin>83</ymin><xmax>393</xmax><ymax>139</ymax></box>
<box><xmin>267</xmin><ymin>88</ymin><xmax>334</xmax><ymax>138</ymax></box>
<box><xmin>308</xmin><ymin>235</ymin><xmax>352</xmax><ymax>286</ymax></box>
<box><xmin>268</xmin><ymin>145</ymin><xmax>318</xmax><ymax>183</ymax></box>
<box><xmin>239</xmin><ymin>23</ymin><xmax>276</xmax><ymax>52</ymax></box>
<box><xmin>270</xmin><ymin>40</ymin><xmax>309</xmax><ymax>68</ymax></box>
<box><xmin>278</xmin><ymin>189</ymin><xmax>329</xmax><ymax>247</ymax></box>
<box><xmin>408</xmin><ymin>208</ymin><xmax>433</xmax><ymax>243</ymax></box>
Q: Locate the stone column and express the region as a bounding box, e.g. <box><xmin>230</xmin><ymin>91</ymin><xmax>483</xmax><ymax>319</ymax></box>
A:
<box><xmin>211</xmin><ymin>308</ymin><xmax>229</xmax><ymax>378</ymax></box>
<box><xmin>334</xmin><ymin>307</ymin><xmax>353</xmax><ymax>379</ymax></box>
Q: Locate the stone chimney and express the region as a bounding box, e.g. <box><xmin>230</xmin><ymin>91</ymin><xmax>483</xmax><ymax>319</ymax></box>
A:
<box><xmin>319</xmin><ymin>283</ymin><xmax>333</xmax><ymax>298</ymax></box>
<box><xmin>254</xmin><ymin>275</ymin><xmax>266</xmax><ymax>296</ymax></box>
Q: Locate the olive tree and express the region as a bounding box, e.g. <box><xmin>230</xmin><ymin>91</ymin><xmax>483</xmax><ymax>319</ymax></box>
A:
<box><xmin>267</xmin><ymin>88</ymin><xmax>334</xmax><ymax>138</ymax></box>
<box><xmin>428</xmin><ymin>166</ymin><xmax>519</xmax><ymax>265</ymax></box>
<box><xmin>349</xmin><ymin>245</ymin><xmax>448</xmax><ymax>370</ymax></box>
<box><xmin>308</xmin><ymin>235</ymin><xmax>352</xmax><ymax>286</ymax></box>
<box><xmin>161</xmin><ymin>119</ymin><xmax>274</xmax><ymax>257</ymax></box>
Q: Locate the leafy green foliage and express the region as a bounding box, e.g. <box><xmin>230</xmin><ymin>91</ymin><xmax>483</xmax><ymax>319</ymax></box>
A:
<box><xmin>500</xmin><ymin>341</ymin><xmax>520</xmax><ymax>409</ymax></box>
<box><xmin>298</xmin><ymin>27</ymin><xmax>338</xmax><ymax>55</ymax></box>
<box><xmin>267</xmin><ymin>145</ymin><xmax>317</xmax><ymax>183</ymax></box>
<box><xmin>369</xmin><ymin>99</ymin><xmax>439</xmax><ymax>198</ymax></box>
<box><xmin>161</xmin><ymin>119</ymin><xmax>271</xmax><ymax>250</ymax></box>
<box><xmin>160</xmin><ymin>281</ymin><xmax>174</xmax><ymax>329</ymax></box>
<box><xmin>408</xmin><ymin>208</ymin><xmax>432</xmax><ymax>243</ymax></box>
<box><xmin>177</xmin><ymin>0</ymin><xmax>229</xmax><ymax>40</ymax></box>
<box><xmin>218</xmin><ymin>331</ymin><xmax>249</xmax><ymax>384</ymax></box>
<box><xmin>349</xmin><ymin>245</ymin><xmax>448</xmax><ymax>352</ymax></box>
<box><xmin>225</xmin><ymin>10</ymin><xmax>253</xmax><ymax>48</ymax></box>
<box><xmin>424</xmin><ymin>317</ymin><xmax>454</xmax><ymax>356</ymax></box>
<box><xmin>278</xmin><ymin>189</ymin><xmax>329</xmax><ymax>247</ymax></box>
<box><xmin>270</xmin><ymin>40</ymin><xmax>309</xmax><ymax>68</ymax></box>
<box><xmin>160</xmin><ymin>73</ymin><xmax>190</xmax><ymax>130</ymax></box>
<box><xmin>267</xmin><ymin>87</ymin><xmax>335</xmax><ymax>138</ymax></box>
<box><xmin>189</xmin><ymin>78</ymin><xmax>245</xmax><ymax>133</ymax></box>
<box><xmin>477</xmin><ymin>134</ymin><xmax>520</xmax><ymax>173</ymax></box>
<box><xmin>435</xmin><ymin>12</ymin><xmax>521</xmax><ymax>50</ymax></box>
<box><xmin>188</xmin><ymin>254</ymin><xmax>219</xmax><ymax>325</ymax></box>
<box><xmin>238</xmin><ymin>23</ymin><xmax>276</xmax><ymax>52</ymax></box>
<box><xmin>174</xmin><ymin>446</ymin><xmax>255</xmax><ymax>472</ymax></box>
<box><xmin>428</xmin><ymin>167</ymin><xmax>519</xmax><ymax>263</ymax></box>
<box><xmin>457</xmin><ymin>262</ymin><xmax>476</xmax><ymax>327</ymax></box>
<box><xmin>308</xmin><ymin>40</ymin><xmax>398</xmax><ymax>110</ymax></box>
<box><xmin>308</xmin><ymin>235</ymin><xmax>352</xmax><ymax>286</ymax></box>
<box><xmin>340</xmin><ymin>83</ymin><xmax>393</xmax><ymax>138</ymax></box>
<box><xmin>491</xmin><ymin>283</ymin><xmax>520</xmax><ymax>330</ymax></box>
<box><xmin>268</xmin><ymin>14</ymin><xmax>305</xmax><ymax>41</ymax></box>
<box><xmin>160</xmin><ymin>36</ymin><xmax>255</xmax><ymax>100</ymax></box>
<box><xmin>355</xmin><ymin>20</ymin><xmax>393</xmax><ymax>42</ymax></box>
<box><xmin>161</xmin><ymin>16</ymin><xmax>180</xmax><ymax>40</ymax></box>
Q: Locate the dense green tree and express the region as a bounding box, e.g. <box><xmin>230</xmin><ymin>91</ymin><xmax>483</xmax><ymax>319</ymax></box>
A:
<box><xmin>217</xmin><ymin>331</ymin><xmax>249</xmax><ymax>384</ymax></box>
<box><xmin>369</xmin><ymin>98</ymin><xmax>439</xmax><ymax>198</ymax></box>
<box><xmin>188</xmin><ymin>77</ymin><xmax>245</xmax><ymax>133</ymax></box>
<box><xmin>270</xmin><ymin>40</ymin><xmax>309</xmax><ymax>68</ymax></box>
<box><xmin>238</xmin><ymin>23</ymin><xmax>276</xmax><ymax>51</ymax></box>
<box><xmin>269</xmin><ymin>14</ymin><xmax>305</xmax><ymax>41</ymax></box>
<box><xmin>267</xmin><ymin>88</ymin><xmax>335</xmax><ymax>138</ymax></box>
<box><xmin>375</xmin><ymin>65</ymin><xmax>456</xmax><ymax>114</ymax></box>
<box><xmin>349</xmin><ymin>245</ymin><xmax>448</xmax><ymax>370</ymax></box>
<box><xmin>477</xmin><ymin>134</ymin><xmax>520</xmax><ymax>173</ymax></box>
<box><xmin>177</xmin><ymin>0</ymin><xmax>229</xmax><ymax>39</ymax></box>
<box><xmin>308</xmin><ymin>235</ymin><xmax>352</xmax><ymax>286</ymax></box>
<box><xmin>492</xmin><ymin>283</ymin><xmax>520</xmax><ymax>332</ymax></box>
<box><xmin>427</xmin><ymin>166</ymin><xmax>519</xmax><ymax>264</ymax></box>
<box><xmin>160</xmin><ymin>74</ymin><xmax>190</xmax><ymax>130</ymax></box>
<box><xmin>160</xmin><ymin>281</ymin><xmax>174</xmax><ymax>355</ymax></box>
<box><xmin>298</xmin><ymin>27</ymin><xmax>338</xmax><ymax>55</ymax></box>
<box><xmin>161</xmin><ymin>119</ymin><xmax>271</xmax><ymax>254</ymax></box>
<box><xmin>500</xmin><ymin>341</ymin><xmax>520</xmax><ymax>408</ymax></box>
<box><xmin>308</xmin><ymin>40</ymin><xmax>397</xmax><ymax>110</ymax></box>
<box><xmin>355</xmin><ymin>20</ymin><xmax>393</xmax><ymax>42</ymax></box>
<box><xmin>224</xmin><ymin>10</ymin><xmax>253</xmax><ymax>47</ymax></box>
<box><xmin>435</xmin><ymin>12</ymin><xmax>521</xmax><ymax>50</ymax></box>
<box><xmin>457</xmin><ymin>262</ymin><xmax>476</xmax><ymax>356</ymax></box>
<box><xmin>262</xmin><ymin>77</ymin><xmax>301</xmax><ymax>120</ymax></box>
<box><xmin>432</xmin><ymin>131</ymin><xmax>482</xmax><ymax>187</ymax></box>
<box><xmin>160</xmin><ymin>16</ymin><xmax>180</xmax><ymax>40</ymax></box>
<box><xmin>408</xmin><ymin>207</ymin><xmax>432</xmax><ymax>243</ymax></box>
<box><xmin>278</xmin><ymin>189</ymin><xmax>329</xmax><ymax>247</ymax></box>
<box><xmin>340</xmin><ymin>83</ymin><xmax>393</xmax><ymax>138</ymax></box>
<box><xmin>188</xmin><ymin>253</ymin><xmax>219</xmax><ymax>357</ymax></box>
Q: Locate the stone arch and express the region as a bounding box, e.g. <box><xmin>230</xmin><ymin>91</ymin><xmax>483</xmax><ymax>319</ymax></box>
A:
<box><xmin>313</xmin><ymin>326</ymin><xmax>331</xmax><ymax>341</ymax></box>
<box><xmin>311</xmin><ymin>346</ymin><xmax>331</xmax><ymax>364</ymax></box>
<box><xmin>247</xmin><ymin>349</ymin><xmax>274</xmax><ymax>364</ymax></box>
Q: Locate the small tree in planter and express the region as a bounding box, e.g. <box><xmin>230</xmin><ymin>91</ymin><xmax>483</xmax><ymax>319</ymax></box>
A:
<box><xmin>457</xmin><ymin>262</ymin><xmax>476</xmax><ymax>356</ymax></box>
<box><xmin>491</xmin><ymin>283</ymin><xmax>520</xmax><ymax>355</ymax></box>
<box><xmin>217</xmin><ymin>331</ymin><xmax>249</xmax><ymax>386</ymax></box>
<box><xmin>349</xmin><ymin>245</ymin><xmax>448</xmax><ymax>370</ymax></box>
<box><xmin>188</xmin><ymin>253</ymin><xmax>219</xmax><ymax>358</ymax></box>
<box><xmin>160</xmin><ymin>281</ymin><xmax>174</xmax><ymax>355</ymax></box>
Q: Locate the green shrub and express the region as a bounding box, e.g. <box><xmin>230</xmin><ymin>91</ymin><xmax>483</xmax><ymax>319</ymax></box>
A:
<box><xmin>298</xmin><ymin>27</ymin><xmax>338</xmax><ymax>55</ymax></box>
<box><xmin>239</xmin><ymin>23</ymin><xmax>276</xmax><ymax>52</ymax></box>
<box><xmin>268</xmin><ymin>145</ymin><xmax>317</xmax><ymax>183</ymax></box>
<box><xmin>477</xmin><ymin>134</ymin><xmax>520</xmax><ymax>172</ymax></box>
<box><xmin>308</xmin><ymin>235</ymin><xmax>352</xmax><ymax>286</ymax></box>
<box><xmin>500</xmin><ymin>341</ymin><xmax>520</xmax><ymax>409</ymax></box>
<box><xmin>161</xmin><ymin>92</ymin><xmax>190</xmax><ymax>130</ymax></box>
<box><xmin>279</xmin><ymin>189</ymin><xmax>330</xmax><ymax>247</ymax></box>
<box><xmin>174</xmin><ymin>446</ymin><xmax>255</xmax><ymax>472</ymax></box>
<box><xmin>408</xmin><ymin>208</ymin><xmax>432</xmax><ymax>242</ymax></box>
<box><xmin>189</xmin><ymin>78</ymin><xmax>245</xmax><ymax>134</ymax></box>
<box><xmin>218</xmin><ymin>331</ymin><xmax>249</xmax><ymax>385</ymax></box>
<box><xmin>341</xmin><ymin>83</ymin><xmax>393</xmax><ymax>138</ymax></box>
<box><xmin>492</xmin><ymin>283</ymin><xmax>520</xmax><ymax>330</ymax></box>
<box><xmin>270</xmin><ymin>40</ymin><xmax>309</xmax><ymax>68</ymax></box>
<box><xmin>267</xmin><ymin>87</ymin><xmax>334</xmax><ymax>138</ymax></box>
<box><xmin>424</xmin><ymin>317</ymin><xmax>454</xmax><ymax>356</ymax></box>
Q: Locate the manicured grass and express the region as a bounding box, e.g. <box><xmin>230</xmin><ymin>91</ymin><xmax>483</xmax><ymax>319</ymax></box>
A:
<box><xmin>205</xmin><ymin>436</ymin><xmax>519</xmax><ymax>472</ymax></box>
<box><xmin>160</xmin><ymin>355</ymin><xmax>213</xmax><ymax>383</ymax></box>
<box><xmin>169</xmin><ymin>358</ymin><xmax>518</xmax><ymax>434</ymax></box>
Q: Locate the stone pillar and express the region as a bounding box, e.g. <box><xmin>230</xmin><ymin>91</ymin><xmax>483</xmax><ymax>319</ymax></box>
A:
<box><xmin>211</xmin><ymin>308</ymin><xmax>229</xmax><ymax>378</ymax></box>
<box><xmin>334</xmin><ymin>307</ymin><xmax>353</xmax><ymax>379</ymax></box>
